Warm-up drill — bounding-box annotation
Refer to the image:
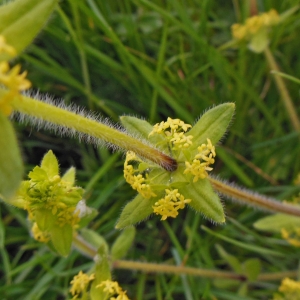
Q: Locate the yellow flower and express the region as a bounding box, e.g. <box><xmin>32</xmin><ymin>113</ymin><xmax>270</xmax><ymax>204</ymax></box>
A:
<box><xmin>97</xmin><ymin>280</ymin><xmax>130</xmax><ymax>300</ymax></box>
<box><xmin>31</xmin><ymin>222</ymin><xmax>50</xmax><ymax>243</ymax></box>
<box><xmin>0</xmin><ymin>35</ymin><xmax>31</xmax><ymax>115</ymax></box>
<box><xmin>273</xmin><ymin>278</ymin><xmax>300</xmax><ymax>299</ymax></box>
<box><xmin>69</xmin><ymin>271</ymin><xmax>95</xmax><ymax>299</ymax></box>
<box><xmin>149</xmin><ymin>117</ymin><xmax>192</xmax><ymax>138</ymax></box>
<box><xmin>184</xmin><ymin>138</ymin><xmax>216</xmax><ymax>182</ymax></box>
<box><xmin>232</xmin><ymin>9</ymin><xmax>279</xmax><ymax>40</ymax></box>
<box><xmin>281</xmin><ymin>227</ymin><xmax>300</xmax><ymax>247</ymax></box>
<box><xmin>123</xmin><ymin>151</ymin><xmax>156</xmax><ymax>199</ymax></box>
<box><xmin>153</xmin><ymin>189</ymin><xmax>191</xmax><ymax>220</ymax></box>
<box><xmin>231</xmin><ymin>9</ymin><xmax>280</xmax><ymax>53</ymax></box>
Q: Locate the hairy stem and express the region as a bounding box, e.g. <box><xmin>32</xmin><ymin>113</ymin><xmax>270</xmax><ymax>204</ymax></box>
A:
<box><xmin>9</xmin><ymin>92</ymin><xmax>177</xmax><ymax>171</ymax></box>
<box><xmin>264</xmin><ymin>47</ymin><xmax>300</xmax><ymax>132</ymax></box>
<box><xmin>209</xmin><ymin>177</ymin><xmax>300</xmax><ymax>217</ymax></box>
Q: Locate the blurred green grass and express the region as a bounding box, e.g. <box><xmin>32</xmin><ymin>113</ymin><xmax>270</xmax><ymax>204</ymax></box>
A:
<box><xmin>2</xmin><ymin>0</ymin><xmax>300</xmax><ymax>299</ymax></box>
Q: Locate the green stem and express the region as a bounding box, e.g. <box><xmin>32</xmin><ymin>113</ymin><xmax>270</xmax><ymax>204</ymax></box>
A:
<box><xmin>72</xmin><ymin>234</ymin><xmax>297</xmax><ymax>282</ymax></box>
<box><xmin>73</xmin><ymin>234</ymin><xmax>298</xmax><ymax>281</ymax></box>
<box><xmin>72</xmin><ymin>233</ymin><xmax>97</xmax><ymax>258</ymax></box>
<box><xmin>209</xmin><ymin>177</ymin><xmax>300</xmax><ymax>217</ymax></box>
<box><xmin>113</xmin><ymin>260</ymin><xmax>246</xmax><ymax>281</ymax></box>
<box><xmin>264</xmin><ymin>47</ymin><xmax>300</xmax><ymax>132</ymax></box>
<box><xmin>9</xmin><ymin>92</ymin><xmax>177</xmax><ymax>171</ymax></box>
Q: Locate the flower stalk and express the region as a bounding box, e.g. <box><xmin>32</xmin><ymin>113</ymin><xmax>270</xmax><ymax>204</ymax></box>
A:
<box><xmin>264</xmin><ymin>46</ymin><xmax>300</xmax><ymax>132</ymax></box>
<box><xmin>72</xmin><ymin>232</ymin><xmax>298</xmax><ymax>283</ymax></box>
<box><xmin>209</xmin><ymin>177</ymin><xmax>300</xmax><ymax>217</ymax></box>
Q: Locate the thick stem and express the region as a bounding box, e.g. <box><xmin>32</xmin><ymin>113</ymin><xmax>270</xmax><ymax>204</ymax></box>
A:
<box><xmin>209</xmin><ymin>177</ymin><xmax>300</xmax><ymax>217</ymax></box>
<box><xmin>264</xmin><ymin>47</ymin><xmax>300</xmax><ymax>132</ymax></box>
<box><xmin>9</xmin><ymin>92</ymin><xmax>177</xmax><ymax>171</ymax></box>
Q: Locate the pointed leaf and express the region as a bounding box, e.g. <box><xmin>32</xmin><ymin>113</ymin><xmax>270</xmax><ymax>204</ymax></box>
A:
<box><xmin>120</xmin><ymin>116</ymin><xmax>153</xmax><ymax>139</ymax></box>
<box><xmin>49</xmin><ymin>224</ymin><xmax>73</xmax><ymax>257</ymax></box>
<box><xmin>254</xmin><ymin>213</ymin><xmax>300</xmax><ymax>233</ymax></box>
<box><xmin>115</xmin><ymin>194</ymin><xmax>158</xmax><ymax>229</ymax></box>
<box><xmin>188</xmin><ymin>103</ymin><xmax>235</xmax><ymax>153</ymax></box>
<box><xmin>35</xmin><ymin>208</ymin><xmax>56</xmax><ymax>231</ymax></box>
<box><xmin>0</xmin><ymin>113</ymin><xmax>23</xmax><ymax>201</ymax></box>
<box><xmin>120</xmin><ymin>116</ymin><xmax>167</xmax><ymax>151</ymax></box>
<box><xmin>62</xmin><ymin>167</ymin><xmax>76</xmax><ymax>184</ymax></box>
<box><xmin>111</xmin><ymin>227</ymin><xmax>136</xmax><ymax>260</ymax></box>
<box><xmin>40</xmin><ymin>150</ymin><xmax>59</xmax><ymax>177</ymax></box>
<box><xmin>0</xmin><ymin>0</ymin><xmax>58</xmax><ymax>60</ymax></box>
<box><xmin>181</xmin><ymin>179</ymin><xmax>225</xmax><ymax>223</ymax></box>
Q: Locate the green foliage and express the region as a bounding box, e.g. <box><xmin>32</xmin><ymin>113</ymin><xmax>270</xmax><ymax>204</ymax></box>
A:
<box><xmin>111</xmin><ymin>227</ymin><xmax>136</xmax><ymax>260</ymax></box>
<box><xmin>0</xmin><ymin>0</ymin><xmax>57</xmax><ymax>60</ymax></box>
<box><xmin>0</xmin><ymin>113</ymin><xmax>23</xmax><ymax>200</ymax></box>
<box><xmin>1</xmin><ymin>0</ymin><xmax>300</xmax><ymax>299</ymax></box>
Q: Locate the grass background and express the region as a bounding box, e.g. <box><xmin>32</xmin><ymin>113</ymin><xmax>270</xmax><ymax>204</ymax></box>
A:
<box><xmin>1</xmin><ymin>0</ymin><xmax>300</xmax><ymax>299</ymax></box>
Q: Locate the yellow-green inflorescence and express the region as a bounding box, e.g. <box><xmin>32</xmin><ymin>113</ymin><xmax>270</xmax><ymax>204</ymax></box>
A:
<box><xmin>123</xmin><ymin>117</ymin><xmax>216</xmax><ymax>221</ymax></box>
<box><xmin>69</xmin><ymin>271</ymin><xmax>130</xmax><ymax>300</ymax></box>
<box><xmin>231</xmin><ymin>9</ymin><xmax>280</xmax><ymax>53</ymax></box>
<box><xmin>273</xmin><ymin>278</ymin><xmax>300</xmax><ymax>300</ymax></box>
<box><xmin>12</xmin><ymin>150</ymin><xmax>84</xmax><ymax>255</ymax></box>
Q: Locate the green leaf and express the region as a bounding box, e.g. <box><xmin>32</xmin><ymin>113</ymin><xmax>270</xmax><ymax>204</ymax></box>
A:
<box><xmin>62</xmin><ymin>167</ymin><xmax>76</xmax><ymax>184</ymax></box>
<box><xmin>188</xmin><ymin>103</ymin><xmax>235</xmax><ymax>153</ymax></box>
<box><xmin>120</xmin><ymin>116</ymin><xmax>153</xmax><ymax>139</ymax></box>
<box><xmin>120</xmin><ymin>116</ymin><xmax>167</xmax><ymax>151</ymax></box>
<box><xmin>0</xmin><ymin>0</ymin><xmax>58</xmax><ymax>60</ymax></box>
<box><xmin>49</xmin><ymin>224</ymin><xmax>73</xmax><ymax>257</ymax></box>
<box><xmin>90</xmin><ymin>245</ymin><xmax>111</xmax><ymax>300</ymax></box>
<box><xmin>0</xmin><ymin>113</ymin><xmax>23</xmax><ymax>201</ymax></box>
<box><xmin>80</xmin><ymin>228</ymin><xmax>108</xmax><ymax>253</ymax></box>
<box><xmin>40</xmin><ymin>150</ymin><xmax>59</xmax><ymax>177</ymax></box>
<box><xmin>243</xmin><ymin>258</ymin><xmax>261</xmax><ymax>281</ymax></box>
<box><xmin>35</xmin><ymin>208</ymin><xmax>56</xmax><ymax>231</ymax></box>
<box><xmin>115</xmin><ymin>194</ymin><xmax>158</xmax><ymax>229</ymax></box>
<box><xmin>111</xmin><ymin>227</ymin><xmax>136</xmax><ymax>260</ymax></box>
<box><xmin>254</xmin><ymin>213</ymin><xmax>300</xmax><ymax>233</ymax></box>
<box><xmin>28</xmin><ymin>166</ymin><xmax>47</xmax><ymax>181</ymax></box>
<box><xmin>181</xmin><ymin>178</ymin><xmax>225</xmax><ymax>223</ymax></box>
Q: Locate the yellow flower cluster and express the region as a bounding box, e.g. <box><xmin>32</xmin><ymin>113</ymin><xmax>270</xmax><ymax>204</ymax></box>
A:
<box><xmin>69</xmin><ymin>272</ymin><xmax>130</xmax><ymax>300</ymax></box>
<box><xmin>0</xmin><ymin>35</ymin><xmax>31</xmax><ymax>115</ymax></box>
<box><xmin>281</xmin><ymin>227</ymin><xmax>300</xmax><ymax>248</ymax></box>
<box><xmin>70</xmin><ymin>271</ymin><xmax>95</xmax><ymax>299</ymax></box>
<box><xmin>273</xmin><ymin>278</ymin><xmax>300</xmax><ymax>299</ymax></box>
<box><xmin>97</xmin><ymin>280</ymin><xmax>129</xmax><ymax>300</ymax></box>
<box><xmin>123</xmin><ymin>151</ymin><xmax>156</xmax><ymax>199</ymax></box>
<box><xmin>231</xmin><ymin>9</ymin><xmax>279</xmax><ymax>41</ymax></box>
<box><xmin>153</xmin><ymin>189</ymin><xmax>191</xmax><ymax>220</ymax></box>
<box><xmin>184</xmin><ymin>138</ymin><xmax>216</xmax><ymax>182</ymax></box>
<box><xmin>149</xmin><ymin>117</ymin><xmax>193</xmax><ymax>149</ymax></box>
